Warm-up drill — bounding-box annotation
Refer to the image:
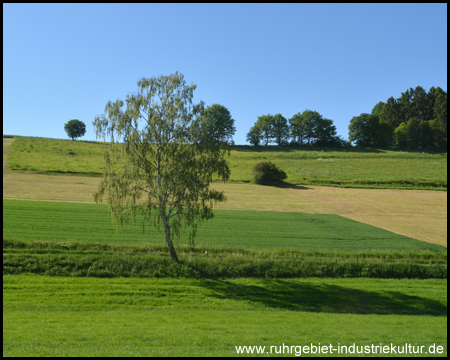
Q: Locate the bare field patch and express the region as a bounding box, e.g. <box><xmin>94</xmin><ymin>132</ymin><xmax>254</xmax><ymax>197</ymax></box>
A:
<box><xmin>3</xmin><ymin>171</ymin><xmax>447</xmax><ymax>247</ymax></box>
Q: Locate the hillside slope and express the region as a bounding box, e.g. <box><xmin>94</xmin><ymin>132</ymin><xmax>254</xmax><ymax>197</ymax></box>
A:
<box><xmin>5</xmin><ymin>136</ymin><xmax>447</xmax><ymax>190</ymax></box>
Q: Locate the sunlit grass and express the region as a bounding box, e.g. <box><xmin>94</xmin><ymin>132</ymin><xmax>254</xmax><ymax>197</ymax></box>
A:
<box><xmin>3</xmin><ymin>137</ymin><xmax>447</xmax><ymax>356</ymax></box>
<box><xmin>3</xmin><ymin>275</ymin><xmax>447</xmax><ymax>357</ymax></box>
<box><xmin>3</xmin><ymin>199</ymin><xmax>446</xmax><ymax>279</ymax></box>
<box><xmin>5</xmin><ymin>136</ymin><xmax>447</xmax><ymax>189</ymax></box>
<box><xmin>4</xmin><ymin>199</ymin><xmax>445</xmax><ymax>252</ymax></box>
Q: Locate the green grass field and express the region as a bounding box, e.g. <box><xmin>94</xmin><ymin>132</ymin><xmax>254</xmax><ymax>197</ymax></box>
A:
<box><xmin>3</xmin><ymin>275</ymin><xmax>447</xmax><ymax>357</ymax></box>
<box><xmin>3</xmin><ymin>136</ymin><xmax>447</xmax><ymax>356</ymax></box>
<box><xmin>5</xmin><ymin>136</ymin><xmax>447</xmax><ymax>189</ymax></box>
<box><xmin>3</xmin><ymin>200</ymin><xmax>446</xmax><ymax>280</ymax></box>
<box><xmin>4</xmin><ymin>199</ymin><xmax>445</xmax><ymax>252</ymax></box>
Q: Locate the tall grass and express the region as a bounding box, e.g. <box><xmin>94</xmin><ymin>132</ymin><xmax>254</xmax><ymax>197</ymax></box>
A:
<box><xmin>3</xmin><ymin>239</ymin><xmax>447</xmax><ymax>279</ymax></box>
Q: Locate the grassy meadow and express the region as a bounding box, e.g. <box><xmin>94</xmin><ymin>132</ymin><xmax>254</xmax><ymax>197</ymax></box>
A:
<box><xmin>3</xmin><ymin>275</ymin><xmax>447</xmax><ymax>357</ymax></box>
<box><xmin>5</xmin><ymin>136</ymin><xmax>447</xmax><ymax>189</ymax></box>
<box><xmin>4</xmin><ymin>199</ymin><xmax>446</xmax><ymax>252</ymax></box>
<box><xmin>4</xmin><ymin>199</ymin><xmax>446</xmax><ymax>279</ymax></box>
<box><xmin>3</xmin><ymin>136</ymin><xmax>447</xmax><ymax>356</ymax></box>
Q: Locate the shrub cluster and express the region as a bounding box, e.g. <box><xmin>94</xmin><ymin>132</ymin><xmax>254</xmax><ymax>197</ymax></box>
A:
<box><xmin>252</xmin><ymin>161</ymin><xmax>287</xmax><ymax>185</ymax></box>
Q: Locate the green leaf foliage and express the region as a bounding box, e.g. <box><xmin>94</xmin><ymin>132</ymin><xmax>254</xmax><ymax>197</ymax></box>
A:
<box><xmin>64</xmin><ymin>119</ymin><xmax>86</xmax><ymax>141</ymax></box>
<box><xmin>252</xmin><ymin>161</ymin><xmax>287</xmax><ymax>185</ymax></box>
<box><xmin>92</xmin><ymin>72</ymin><xmax>231</xmax><ymax>262</ymax></box>
<box><xmin>200</xmin><ymin>104</ymin><xmax>236</xmax><ymax>143</ymax></box>
<box><xmin>370</xmin><ymin>86</ymin><xmax>447</xmax><ymax>150</ymax></box>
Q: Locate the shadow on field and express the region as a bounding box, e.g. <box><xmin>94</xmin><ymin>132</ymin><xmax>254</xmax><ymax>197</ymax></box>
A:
<box><xmin>199</xmin><ymin>279</ymin><xmax>447</xmax><ymax>316</ymax></box>
<box><xmin>253</xmin><ymin>182</ymin><xmax>311</xmax><ymax>190</ymax></box>
<box><xmin>275</xmin><ymin>183</ymin><xmax>310</xmax><ymax>190</ymax></box>
<box><xmin>231</xmin><ymin>145</ymin><xmax>386</xmax><ymax>153</ymax></box>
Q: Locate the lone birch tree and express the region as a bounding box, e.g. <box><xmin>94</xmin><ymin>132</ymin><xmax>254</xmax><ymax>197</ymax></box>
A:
<box><xmin>93</xmin><ymin>72</ymin><xmax>230</xmax><ymax>262</ymax></box>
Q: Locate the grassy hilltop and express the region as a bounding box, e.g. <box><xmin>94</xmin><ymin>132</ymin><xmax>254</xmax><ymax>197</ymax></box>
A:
<box><xmin>5</xmin><ymin>136</ymin><xmax>447</xmax><ymax>190</ymax></box>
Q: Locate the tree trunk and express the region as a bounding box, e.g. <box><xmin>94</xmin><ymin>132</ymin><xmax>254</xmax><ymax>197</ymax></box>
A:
<box><xmin>163</xmin><ymin>218</ymin><xmax>179</xmax><ymax>263</ymax></box>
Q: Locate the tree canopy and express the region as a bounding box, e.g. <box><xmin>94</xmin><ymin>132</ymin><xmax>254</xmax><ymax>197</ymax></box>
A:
<box><xmin>254</xmin><ymin>114</ymin><xmax>274</xmax><ymax>146</ymax></box>
<box><xmin>271</xmin><ymin>113</ymin><xmax>290</xmax><ymax>146</ymax></box>
<box><xmin>200</xmin><ymin>104</ymin><xmax>236</xmax><ymax>144</ymax></box>
<box><xmin>64</xmin><ymin>119</ymin><xmax>86</xmax><ymax>140</ymax></box>
<box><xmin>92</xmin><ymin>72</ymin><xmax>230</xmax><ymax>262</ymax></box>
<box><xmin>288</xmin><ymin>110</ymin><xmax>342</xmax><ymax>146</ymax></box>
<box><xmin>246</xmin><ymin>124</ymin><xmax>262</xmax><ymax>146</ymax></box>
<box><xmin>353</xmin><ymin>86</ymin><xmax>447</xmax><ymax>151</ymax></box>
<box><xmin>246</xmin><ymin>110</ymin><xmax>341</xmax><ymax>147</ymax></box>
<box><xmin>348</xmin><ymin>113</ymin><xmax>393</xmax><ymax>147</ymax></box>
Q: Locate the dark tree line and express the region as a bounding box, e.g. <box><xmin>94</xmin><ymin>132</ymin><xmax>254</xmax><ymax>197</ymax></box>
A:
<box><xmin>349</xmin><ymin>86</ymin><xmax>447</xmax><ymax>151</ymax></box>
<box><xmin>246</xmin><ymin>110</ymin><xmax>347</xmax><ymax>147</ymax></box>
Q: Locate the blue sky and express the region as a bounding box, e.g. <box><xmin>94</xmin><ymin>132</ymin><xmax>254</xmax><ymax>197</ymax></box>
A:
<box><xmin>3</xmin><ymin>3</ymin><xmax>447</xmax><ymax>144</ymax></box>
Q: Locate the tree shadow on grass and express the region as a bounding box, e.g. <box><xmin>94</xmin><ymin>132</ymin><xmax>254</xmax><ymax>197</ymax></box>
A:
<box><xmin>251</xmin><ymin>181</ymin><xmax>311</xmax><ymax>190</ymax></box>
<box><xmin>275</xmin><ymin>183</ymin><xmax>311</xmax><ymax>190</ymax></box>
<box><xmin>199</xmin><ymin>279</ymin><xmax>447</xmax><ymax>316</ymax></box>
<box><xmin>231</xmin><ymin>145</ymin><xmax>386</xmax><ymax>154</ymax></box>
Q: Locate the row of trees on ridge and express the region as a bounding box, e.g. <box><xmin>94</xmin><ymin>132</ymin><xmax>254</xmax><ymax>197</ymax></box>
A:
<box><xmin>67</xmin><ymin>85</ymin><xmax>446</xmax><ymax>152</ymax></box>
<box><xmin>349</xmin><ymin>86</ymin><xmax>447</xmax><ymax>151</ymax></box>
<box><xmin>246</xmin><ymin>111</ymin><xmax>346</xmax><ymax>147</ymax></box>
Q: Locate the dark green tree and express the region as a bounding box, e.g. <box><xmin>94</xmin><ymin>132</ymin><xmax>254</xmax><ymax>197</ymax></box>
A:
<box><xmin>348</xmin><ymin>113</ymin><xmax>393</xmax><ymax>147</ymax></box>
<box><xmin>92</xmin><ymin>72</ymin><xmax>230</xmax><ymax>263</ymax></box>
<box><xmin>393</xmin><ymin>122</ymin><xmax>409</xmax><ymax>149</ymax></box>
<box><xmin>301</xmin><ymin>110</ymin><xmax>318</xmax><ymax>145</ymax></box>
<box><xmin>252</xmin><ymin>161</ymin><xmax>287</xmax><ymax>185</ymax></box>
<box><xmin>313</xmin><ymin>117</ymin><xmax>338</xmax><ymax>146</ymax></box>
<box><xmin>271</xmin><ymin>113</ymin><xmax>290</xmax><ymax>145</ymax></box>
<box><xmin>201</xmin><ymin>104</ymin><xmax>236</xmax><ymax>143</ymax></box>
<box><xmin>394</xmin><ymin>117</ymin><xmax>438</xmax><ymax>150</ymax></box>
<box><xmin>289</xmin><ymin>110</ymin><xmax>320</xmax><ymax>145</ymax></box>
<box><xmin>246</xmin><ymin>124</ymin><xmax>262</xmax><ymax>146</ymax></box>
<box><xmin>364</xmin><ymin>86</ymin><xmax>446</xmax><ymax>150</ymax></box>
<box><xmin>371</xmin><ymin>101</ymin><xmax>386</xmax><ymax>118</ymax></box>
<box><xmin>348</xmin><ymin>113</ymin><xmax>374</xmax><ymax>146</ymax></box>
<box><xmin>64</xmin><ymin>119</ymin><xmax>86</xmax><ymax>140</ymax></box>
<box><xmin>383</xmin><ymin>96</ymin><xmax>404</xmax><ymax>129</ymax></box>
<box><xmin>434</xmin><ymin>88</ymin><xmax>447</xmax><ymax>140</ymax></box>
<box><xmin>255</xmin><ymin>114</ymin><xmax>274</xmax><ymax>145</ymax></box>
<box><xmin>290</xmin><ymin>110</ymin><xmax>341</xmax><ymax>147</ymax></box>
<box><xmin>289</xmin><ymin>112</ymin><xmax>307</xmax><ymax>145</ymax></box>
<box><xmin>411</xmin><ymin>86</ymin><xmax>428</xmax><ymax>121</ymax></box>
<box><xmin>429</xmin><ymin>118</ymin><xmax>447</xmax><ymax>151</ymax></box>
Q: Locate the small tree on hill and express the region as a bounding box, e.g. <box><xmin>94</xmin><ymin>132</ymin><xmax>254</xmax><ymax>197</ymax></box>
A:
<box><xmin>64</xmin><ymin>119</ymin><xmax>86</xmax><ymax>140</ymax></box>
<box><xmin>201</xmin><ymin>104</ymin><xmax>236</xmax><ymax>144</ymax></box>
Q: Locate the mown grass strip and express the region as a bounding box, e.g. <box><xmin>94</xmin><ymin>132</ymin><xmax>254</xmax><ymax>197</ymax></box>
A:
<box><xmin>3</xmin><ymin>275</ymin><xmax>447</xmax><ymax>315</ymax></box>
<box><xmin>3</xmin><ymin>275</ymin><xmax>447</xmax><ymax>356</ymax></box>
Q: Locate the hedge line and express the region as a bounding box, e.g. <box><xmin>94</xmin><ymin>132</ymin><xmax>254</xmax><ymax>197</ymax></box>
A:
<box><xmin>4</xmin><ymin>253</ymin><xmax>446</xmax><ymax>279</ymax></box>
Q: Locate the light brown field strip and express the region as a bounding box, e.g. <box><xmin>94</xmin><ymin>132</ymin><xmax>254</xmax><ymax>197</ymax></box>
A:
<box><xmin>3</xmin><ymin>171</ymin><xmax>447</xmax><ymax>247</ymax></box>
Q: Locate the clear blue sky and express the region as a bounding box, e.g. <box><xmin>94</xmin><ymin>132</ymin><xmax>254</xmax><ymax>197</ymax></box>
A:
<box><xmin>3</xmin><ymin>3</ymin><xmax>447</xmax><ymax>144</ymax></box>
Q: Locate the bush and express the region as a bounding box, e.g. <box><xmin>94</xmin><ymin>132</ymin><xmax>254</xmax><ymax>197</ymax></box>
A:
<box><xmin>252</xmin><ymin>161</ymin><xmax>287</xmax><ymax>185</ymax></box>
